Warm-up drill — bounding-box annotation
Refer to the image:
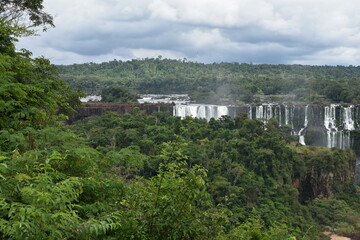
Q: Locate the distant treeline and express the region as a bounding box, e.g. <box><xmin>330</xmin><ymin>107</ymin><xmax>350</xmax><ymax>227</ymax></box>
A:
<box><xmin>58</xmin><ymin>58</ymin><xmax>360</xmax><ymax>104</ymax></box>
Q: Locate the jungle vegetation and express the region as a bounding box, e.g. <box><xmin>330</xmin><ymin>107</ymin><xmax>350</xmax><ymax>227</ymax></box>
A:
<box><xmin>1</xmin><ymin>2</ymin><xmax>360</xmax><ymax>239</ymax></box>
<box><xmin>58</xmin><ymin>58</ymin><xmax>360</xmax><ymax>104</ymax></box>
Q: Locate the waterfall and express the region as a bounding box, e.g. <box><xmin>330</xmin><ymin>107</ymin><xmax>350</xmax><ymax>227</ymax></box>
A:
<box><xmin>256</xmin><ymin>105</ymin><xmax>263</xmax><ymax>119</ymax></box>
<box><xmin>197</xmin><ymin>106</ymin><xmax>206</xmax><ymax>119</ymax></box>
<box><xmin>323</xmin><ymin>104</ymin><xmax>354</xmax><ymax>149</ymax></box>
<box><xmin>80</xmin><ymin>95</ymin><xmax>102</xmax><ymax>102</ymax></box>
<box><xmin>324</xmin><ymin>104</ymin><xmax>338</xmax><ymax>148</ymax></box>
<box><xmin>343</xmin><ymin>105</ymin><xmax>355</xmax><ymax>131</ymax></box>
<box><xmin>172</xmin><ymin>100</ymin><xmax>358</xmax><ymax>150</ymax></box>
<box><xmin>297</xmin><ymin>105</ymin><xmax>308</xmax><ymax>145</ymax></box>
<box><xmin>266</xmin><ymin>105</ymin><xmax>273</xmax><ymax>120</ymax></box>
<box><xmin>284</xmin><ymin>105</ymin><xmax>289</xmax><ymax>125</ymax></box>
<box><xmin>254</xmin><ymin>104</ymin><xmax>280</xmax><ymax>124</ymax></box>
<box><xmin>217</xmin><ymin>106</ymin><xmax>229</xmax><ymax>119</ymax></box>
<box><xmin>143</xmin><ymin>94</ymin><xmax>359</xmax><ymax>153</ymax></box>
<box><xmin>279</xmin><ymin>105</ymin><xmax>282</xmax><ymax>127</ymax></box>
<box><xmin>173</xmin><ymin>104</ymin><xmax>229</xmax><ymax>121</ymax></box>
<box><xmin>248</xmin><ymin>105</ymin><xmax>252</xmax><ymax>119</ymax></box>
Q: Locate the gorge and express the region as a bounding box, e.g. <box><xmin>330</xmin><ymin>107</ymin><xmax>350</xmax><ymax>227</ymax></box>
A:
<box><xmin>138</xmin><ymin>95</ymin><xmax>360</xmax><ymax>184</ymax></box>
<box><xmin>77</xmin><ymin>94</ymin><xmax>360</xmax><ymax>184</ymax></box>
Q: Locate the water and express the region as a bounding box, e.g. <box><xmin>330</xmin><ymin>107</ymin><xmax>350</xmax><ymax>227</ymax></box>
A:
<box><xmin>139</xmin><ymin>94</ymin><xmax>358</xmax><ymax>150</ymax></box>
<box><xmin>138</xmin><ymin>95</ymin><xmax>360</xmax><ymax>183</ymax></box>
<box><xmin>323</xmin><ymin>104</ymin><xmax>354</xmax><ymax>149</ymax></box>
<box><xmin>343</xmin><ymin>105</ymin><xmax>355</xmax><ymax>131</ymax></box>
<box><xmin>80</xmin><ymin>95</ymin><xmax>102</xmax><ymax>102</ymax></box>
<box><xmin>138</xmin><ymin>94</ymin><xmax>191</xmax><ymax>104</ymax></box>
<box><xmin>173</xmin><ymin>104</ymin><xmax>229</xmax><ymax>121</ymax></box>
<box><xmin>298</xmin><ymin>105</ymin><xmax>308</xmax><ymax>145</ymax></box>
<box><xmin>172</xmin><ymin>102</ymin><xmax>357</xmax><ymax>149</ymax></box>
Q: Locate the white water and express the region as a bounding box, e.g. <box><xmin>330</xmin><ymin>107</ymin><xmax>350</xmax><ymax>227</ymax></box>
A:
<box><xmin>324</xmin><ymin>105</ymin><xmax>337</xmax><ymax>148</ymax></box>
<box><xmin>138</xmin><ymin>94</ymin><xmax>191</xmax><ymax>104</ymax></box>
<box><xmin>298</xmin><ymin>105</ymin><xmax>308</xmax><ymax>145</ymax></box>
<box><xmin>323</xmin><ymin>104</ymin><xmax>355</xmax><ymax>149</ymax></box>
<box><xmin>80</xmin><ymin>95</ymin><xmax>102</xmax><ymax>102</ymax></box>
<box><xmin>173</xmin><ymin>104</ymin><xmax>229</xmax><ymax>121</ymax></box>
<box><xmin>248</xmin><ymin>105</ymin><xmax>252</xmax><ymax>119</ymax></box>
<box><xmin>284</xmin><ymin>105</ymin><xmax>290</xmax><ymax>125</ymax></box>
<box><xmin>343</xmin><ymin>106</ymin><xmax>355</xmax><ymax>131</ymax></box>
<box><xmin>139</xmin><ymin>94</ymin><xmax>358</xmax><ymax>150</ymax></box>
<box><xmin>254</xmin><ymin>104</ymin><xmax>281</xmax><ymax>124</ymax></box>
<box><xmin>240</xmin><ymin>104</ymin><xmax>356</xmax><ymax>148</ymax></box>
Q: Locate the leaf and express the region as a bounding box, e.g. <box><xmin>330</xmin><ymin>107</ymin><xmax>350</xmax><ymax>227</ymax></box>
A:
<box><xmin>14</xmin><ymin>173</ymin><xmax>31</xmax><ymax>181</ymax></box>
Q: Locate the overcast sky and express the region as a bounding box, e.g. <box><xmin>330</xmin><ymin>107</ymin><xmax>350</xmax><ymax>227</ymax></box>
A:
<box><xmin>17</xmin><ymin>0</ymin><xmax>360</xmax><ymax>65</ymax></box>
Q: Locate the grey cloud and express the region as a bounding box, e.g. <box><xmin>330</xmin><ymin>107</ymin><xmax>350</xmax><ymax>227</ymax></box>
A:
<box><xmin>16</xmin><ymin>0</ymin><xmax>360</xmax><ymax>65</ymax></box>
<box><xmin>44</xmin><ymin>19</ymin><xmax>191</xmax><ymax>56</ymax></box>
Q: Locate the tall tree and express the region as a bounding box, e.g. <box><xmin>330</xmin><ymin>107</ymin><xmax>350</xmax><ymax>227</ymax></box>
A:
<box><xmin>0</xmin><ymin>0</ymin><xmax>53</xmax><ymax>30</ymax></box>
<box><xmin>0</xmin><ymin>19</ymin><xmax>80</xmax><ymax>130</ymax></box>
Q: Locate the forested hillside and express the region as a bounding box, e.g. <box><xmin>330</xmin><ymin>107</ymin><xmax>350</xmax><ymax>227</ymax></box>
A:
<box><xmin>58</xmin><ymin>59</ymin><xmax>360</xmax><ymax>104</ymax></box>
<box><xmin>1</xmin><ymin>1</ymin><xmax>360</xmax><ymax>239</ymax></box>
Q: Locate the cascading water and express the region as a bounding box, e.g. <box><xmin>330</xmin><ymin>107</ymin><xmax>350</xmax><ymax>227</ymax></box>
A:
<box><xmin>323</xmin><ymin>104</ymin><xmax>355</xmax><ymax>149</ymax></box>
<box><xmin>80</xmin><ymin>95</ymin><xmax>102</xmax><ymax>102</ymax></box>
<box><xmin>248</xmin><ymin>105</ymin><xmax>252</xmax><ymax>119</ymax></box>
<box><xmin>343</xmin><ymin>105</ymin><xmax>355</xmax><ymax>131</ymax></box>
<box><xmin>139</xmin><ymin>94</ymin><xmax>359</xmax><ymax>152</ymax></box>
<box><xmin>279</xmin><ymin>105</ymin><xmax>282</xmax><ymax>127</ymax></box>
<box><xmin>298</xmin><ymin>105</ymin><xmax>308</xmax><ymax>145</ymax></box>
<box><xmin>173</xmin><ymin>104</ymin><xmax>229</xmax><ymax>121</ymax></box>
<box><xmin>254</xmin><ymin>104</ymin><xmax>281</xmax><ymax>124</ymax></box>
<box><xmin>255</xmin><ymin>105</ymin><xmax>264</xmax><ymax>120</ymax></box>
<box><xmin>217</xmin><ymin>106</ymin><xmax>229</xmax><ymax>119</ymax></box>
<box><xmin>173</xmin><ymin>101</ymin><xmax>358</xmax><ymax>184</ymax></box>
<box><xmin>324</xmin><ymin>104</ymin><xmax>337</xmax><ymax>148</ymax></box>
<box><xmin>284</xmin><ymin>105</ymin><xmax>289</xmax><ymax>125</ymax></box>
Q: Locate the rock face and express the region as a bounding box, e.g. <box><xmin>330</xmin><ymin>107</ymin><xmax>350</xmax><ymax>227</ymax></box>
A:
<box><xmin>296</xmin><ymin>146</ymin><xmax>356</xmax><ymax>202</ymax></box>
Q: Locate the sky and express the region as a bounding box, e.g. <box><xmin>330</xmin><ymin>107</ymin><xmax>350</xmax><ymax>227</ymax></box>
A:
<box><xmin>17</xmin><ymin>0</ymin><xmax>360</xmax><ymax>65</ymax></box>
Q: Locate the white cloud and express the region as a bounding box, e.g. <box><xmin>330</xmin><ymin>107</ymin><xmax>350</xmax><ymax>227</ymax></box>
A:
<box><xmin>292</xmin><ymin>47</ymin><xmax>360</xmax><ymax>65</ymax></box>
<box><xmin>131</xmin><ymin>48</ymin><xmax>184</xmax><ymax>59</ymax></box>
<box><xmin>15</xmin><ymin>0</ymin><xmax>360</xmax><ymax>65</ymax></box>
<box><xmin>148</xmin><ymin>0</ymin><xmax>278</xmax><ymax>28</ymax></box>
<box><xmin>181</xmin><ymin>28</ymin><xmax>238</xmax><ymax>50</ymax></box>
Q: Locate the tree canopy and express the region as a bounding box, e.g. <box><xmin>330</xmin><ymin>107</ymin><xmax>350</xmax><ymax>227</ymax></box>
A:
<box><xmin>0</xmin><ymin>0</ymin><xmax>53</xmax><ymax>30</ymax></box>
<box><xmin>58</xmin><ymin>58</ymin><xmax>360</xmax><ymax>104</ymax></box>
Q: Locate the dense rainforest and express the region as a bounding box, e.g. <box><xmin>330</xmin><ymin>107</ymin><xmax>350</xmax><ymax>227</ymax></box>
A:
<box><xmin>58</xmin><ymin>58</ymin><xmax>360</xmax><ymax>104</ymax></box>
<box><xmin>1</xmin><ymin>2</ymin><xmax>360</xmax><ymax>239</ymax></box>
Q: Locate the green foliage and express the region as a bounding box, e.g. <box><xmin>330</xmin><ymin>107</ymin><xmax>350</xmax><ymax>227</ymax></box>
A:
<box><xmin>225</xmin><ymin>217</ymin><xmax>296</xmax><ymax>240</ymax></box>
<box><xmin>59</xmin><ymin>59</ymin><xmax>360</xmax><ymax>104</ymax></box>
<box><xmin>101</xmin><ymin>85</ymin><xmax>139</xmax><ymax>103</ymax></box>
<box><xmin>69</xmin><ymin>110</ymin><xmax>358</xmax><ymax>239</ymax></box>
<box><xmin>117</xmin><ymin>160</ymin><xmax>227</xmax><ymax>240</ymax></box>
<box><xmin>296</xmin><ymin>146</ymin><xmax>356</xmax><ymax>202</ymax></box>
<box><xmin>0</xmin><ymin>152</ymin><xmax>82</xmax><ymax>240</ymax></box>
<box><xmin>0</xmin><ymin>0</ymin><xmax>54</xmax><ymax>30</ymax></box>
<box><xmin>0</xmin><ymin>20</ymin><xmax>81</xmax><ymax>131</ymax></box>
<box><xmin>310</xmin><ymin>198</ymin><xmax>352</xmax><ymax>227</ymax></box>
<box><xmin>105</xmin><ymin>145</ymin><xmax>148</xmax><ymax>178</ymax></box>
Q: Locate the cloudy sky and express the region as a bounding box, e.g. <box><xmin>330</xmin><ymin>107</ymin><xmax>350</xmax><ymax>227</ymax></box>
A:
<box><xmin>17</xmin><ymin>0</ymin><xmax>360</xmax><ymax>65</ymax></box>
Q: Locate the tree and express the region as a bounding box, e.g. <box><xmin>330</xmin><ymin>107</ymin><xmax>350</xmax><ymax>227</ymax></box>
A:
<box><xmin>101</xmin><ymin>85</ymin><xmax>139</xmax><ymax>103</ymax></box>
<box><xmin>0</xmin><ymin>0</ymin><xmax>54</xmax><ymax>30</ymax></box>
<box><xmin>0</xmin><ymin>19</ymin><xmax>80</xmax><ymax>130</ymax></box>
